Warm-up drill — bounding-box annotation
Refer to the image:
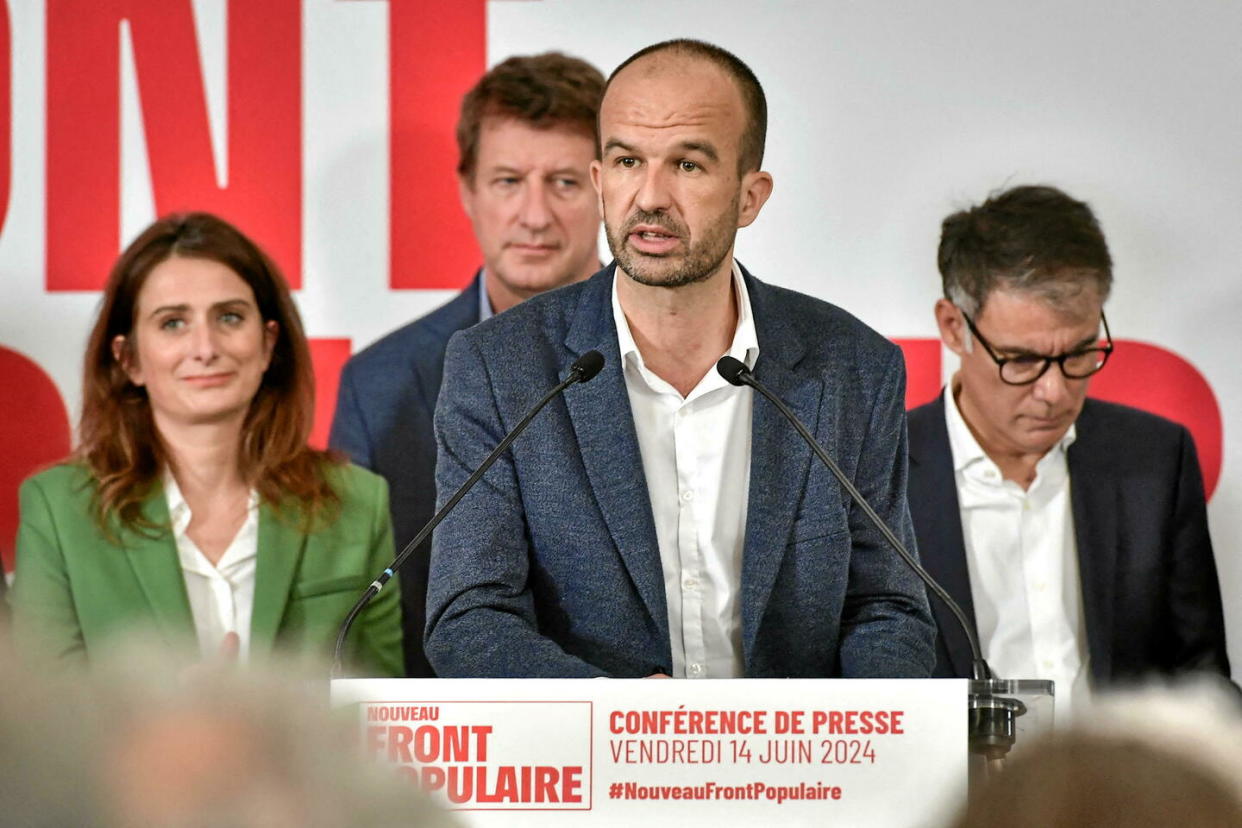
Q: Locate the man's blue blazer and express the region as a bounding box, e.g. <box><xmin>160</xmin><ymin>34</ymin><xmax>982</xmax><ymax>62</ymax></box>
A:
<box><xmin>329</xmin><ymin>274</ymin><xmax>482</xmax><ymax>677</ymax></box>
<box><xmin>425</xmin><ymin>264</ymin><xmax>936</xmax><ymax>678</ymax></box>
<box><xmin>908</xmin><ymin>393</ymin><xmax>1231</xmax><ymax>683</ymax></box>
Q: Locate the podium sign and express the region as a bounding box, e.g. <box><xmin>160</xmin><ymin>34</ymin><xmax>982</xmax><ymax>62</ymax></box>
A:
<box><xmin>331</xmin><ymin>678</ymin><xmax>968</xmax><ymax>827</ymax></box>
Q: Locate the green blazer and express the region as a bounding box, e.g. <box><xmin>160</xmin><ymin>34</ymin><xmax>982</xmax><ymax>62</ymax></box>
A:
<box><xmin>9</xmin><ymin>462</ymin><xmax>402</xmax><ymax>676</ymax></box>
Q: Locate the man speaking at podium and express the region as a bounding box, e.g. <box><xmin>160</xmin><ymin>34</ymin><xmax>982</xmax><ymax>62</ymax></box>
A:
<box><xmin>425</xmin><ymin>40</ymin><xmax>935</xmax><ymax>679</ymax></box>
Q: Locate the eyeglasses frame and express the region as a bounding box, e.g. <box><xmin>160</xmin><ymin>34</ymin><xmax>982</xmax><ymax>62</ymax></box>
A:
<box><xmin>958</xmin><ymin>308</ymin><xmax>1114</xmax><ymax>386</ymax></box>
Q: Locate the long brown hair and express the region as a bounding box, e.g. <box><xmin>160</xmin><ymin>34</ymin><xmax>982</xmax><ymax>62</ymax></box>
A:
<box><xmin>78</xmin><ymin>212</ymin><xmax>339</xmax><ymax>532</ymax></box>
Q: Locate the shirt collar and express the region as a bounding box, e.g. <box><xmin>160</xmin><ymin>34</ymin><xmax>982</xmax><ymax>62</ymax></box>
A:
<box><xmin>163</xmin><ymin>470</ymin><xmax>192</xmax><ymax>536</ymax></box>
<box><xmin>943</xmin><ymin>378</ymin><xmax>1077</xmax><ymax>475</ymax></box>
<box><xmin>477</xmin><ymin>269</ymin><xmax>495</xmax><ymax>322</ymax></box>
<box><xmin>611</xmin><ymin>260</ymin><xmax>760</xmax><ymax>374</ymax></box>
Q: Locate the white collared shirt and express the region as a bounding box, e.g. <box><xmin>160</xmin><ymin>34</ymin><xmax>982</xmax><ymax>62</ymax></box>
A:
<box><xmin>477</xmin><ymin>269</ymin><xmax>495</xmax><ymax>322</ymax></box>
<box><xmin>164</xmin><ymin>474</ymin><xmax>260</xmax><ymax>661</ymax></box>
<box><xmin>943</xmin><ymin>384</ymin><xmax>1090</xmax><ymax>721</ymax></box>
<box><xmin>612</xmin><ymin>262</ymin><xmax>759</xmax><ymax>679</ymax></box>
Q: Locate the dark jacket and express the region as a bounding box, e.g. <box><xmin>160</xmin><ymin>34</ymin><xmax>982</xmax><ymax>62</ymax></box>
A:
<box><xmin>908</xmin><ymin>394</ymin><xmax>1230</xmax><ymax>683</ymax></box>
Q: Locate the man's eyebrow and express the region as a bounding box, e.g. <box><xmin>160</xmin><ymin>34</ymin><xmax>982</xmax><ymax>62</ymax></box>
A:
<box><xmin>1069</xmin><ymin>332</ymin><xmax>1102</xmax><ymax>351</ymax></box>
<box><xmin>995</xmin><ymin>333</ymin><xmax>1103</xmax><ymax>357</ymax></box>
<box><xmin>679</xmin><ymin>140</ymin><xmax>718</xmax><ymax>162</ymax></box>
<box><xmin>602</xmin><ymin>138</ymin><xmax>636</xmax><ymax>155</ymax></box>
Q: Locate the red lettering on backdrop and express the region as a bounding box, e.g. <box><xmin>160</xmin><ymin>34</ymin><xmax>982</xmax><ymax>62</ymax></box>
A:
<box><xmin>388</xmin><ymin>0</ymin><xmax>485</xmax><ymax>289</ymax></box>
<box><xmin>0</xmin><ymin>349</ymin><xmax>71</xmax><ymax>574</ymax></box>
<box><xmin>0</xmin><ymin>0</ymin><xmax>10</xmax><ymax>235</ymax></box>
<box><xmin>894</xmin><ymin>338</ymin><xmax>942</xmax><ymax>410</ymax></box>
<box><xmin>893</xmin><ymin>337</ymin><xmax>1221</xmax><ymax>499</ymax></box>
<box><xmin>46</xmin><ymin>0</ymin><xmax>301</xmax><ymax>291</ymax></box>
<box><xmin>308</xmin><ymin>338</ymin><xmax>351</xmax><ymax>450</ymax></box>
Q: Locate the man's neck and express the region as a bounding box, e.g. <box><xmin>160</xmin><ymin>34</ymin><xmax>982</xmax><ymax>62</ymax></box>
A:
<box><xmin>951</xmin><ymin>379</ymin><xmax>1048</xmax><ymax>490</ymax></box>
<box><xmin>483</xmin><ymin>260</ymin><xmax>603</xmax><ymax>315</ymax></box>
<box><xmin>616</xmin><ymin>259</ymin><xmax>737</xmax><ymax>397</ymax></box>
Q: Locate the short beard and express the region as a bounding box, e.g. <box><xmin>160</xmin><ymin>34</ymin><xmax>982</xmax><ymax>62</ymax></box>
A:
<box><xmin>606</xmin><ymin>193</ymin><xmax>739</xmax><ymax>289</ymax></box>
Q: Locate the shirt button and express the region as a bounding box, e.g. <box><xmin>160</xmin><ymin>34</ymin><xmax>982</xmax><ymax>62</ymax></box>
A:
<box><xmin>688</xmin><ymin>663</ymin><xmax>704</xmax><ymax>676</ymax></box>
<box><xmin>682</xmin><ymin>490</ymin><xmax>695</xmax><ymax>502</ymax></box>
<box><xmin>1035</xmin><ymin>582</ymin><xmax>1047</xmax><ymax>592</ymax></box>
<box><xmin>1042</xmin><ymin>660</ymin><xmax>1054</xmax><ymax>670</ymax></box>
<box><xmin>683</xmin><ymin>577</ymin><xmax>699</xmax><ymax>590</ymax></box>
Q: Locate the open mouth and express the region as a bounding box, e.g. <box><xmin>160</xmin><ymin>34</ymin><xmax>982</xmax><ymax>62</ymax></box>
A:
<box><xmin>628</xmin><ymin>227</ymin><xmax>681</xmax><ymax>254</ymax></box>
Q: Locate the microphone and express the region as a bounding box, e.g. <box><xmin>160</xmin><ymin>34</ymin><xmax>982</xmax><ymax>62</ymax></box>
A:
<box><xmin>331</xmin><ymin>350</ymin><xmax>606</xmax><ymax>677</ymax></box>
<box><xmin>717</xmin><ymin>357</ymin><xmax>989</xmax><ymax>680</ymax></box>
<box><xmin>716</xmin><ymin>356</ymin><xmax>1021</xmax><ymax>766</ymax></box>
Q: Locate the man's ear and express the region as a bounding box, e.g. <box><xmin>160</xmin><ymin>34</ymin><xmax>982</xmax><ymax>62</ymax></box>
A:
<box><xmin>736</xmin><ymin>169</ymin><xmax>774</xmax><ymax>229</ymax></box>
<box><xmin>589</xmin><ymin>159</ymin><xmax>605</xmax><ymax>218</ymax></box>
<box><xmin>934</xmin><ymin>298</ymin><xmax>970</xmax><ymax>357</ymax></box>
<box><xmin>112</xmin><ymin>334</ymin><xmax>145</xmax><ymax>385</ymax></box>
<box><xmin>457</xmin><ymin>172</ymin><xmax>476</xmax><ymax>221</ymax></box>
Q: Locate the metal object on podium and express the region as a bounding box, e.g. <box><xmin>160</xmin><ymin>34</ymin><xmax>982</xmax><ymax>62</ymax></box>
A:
<box><xmin>968</xmin><ymin>679</ymin><xmax>1054</xmax><ymax>781</ymax></box>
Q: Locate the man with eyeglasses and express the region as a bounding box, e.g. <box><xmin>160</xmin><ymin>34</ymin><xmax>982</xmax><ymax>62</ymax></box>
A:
<box><xmin>907</xmin><ymin>185</ymin><xmax>1230</xmax><ymax>715</ymax></box>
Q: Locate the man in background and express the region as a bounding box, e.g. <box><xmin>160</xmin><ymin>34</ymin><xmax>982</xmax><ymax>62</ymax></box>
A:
<box><xmin>330</xmin><ymin>53</ymin><xmax>605</xmax><ymax>676</ymax></box>
<box><xmin>907</xmin><ymin>185</ymin><xmax>1230</xmax><ymax>714</ymax></box>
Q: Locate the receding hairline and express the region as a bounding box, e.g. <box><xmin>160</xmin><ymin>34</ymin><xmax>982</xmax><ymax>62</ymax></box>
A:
<box><xmin>601</xmin><ymin>39</ymin><xmax>767</xmax><ymax>173</ymax></box>
<box><xmin>605</xmin><ymin>48</ymin><xmax>746</xmax><ymax>107</ymax></box>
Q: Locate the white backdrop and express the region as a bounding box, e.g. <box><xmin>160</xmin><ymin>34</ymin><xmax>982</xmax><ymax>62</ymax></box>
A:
<box><xmin>1</xmin><ymin>0</ymin><xmax>1237</xmax><ymax>669</ymax></box>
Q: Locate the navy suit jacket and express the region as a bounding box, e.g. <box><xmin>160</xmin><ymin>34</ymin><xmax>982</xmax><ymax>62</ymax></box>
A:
<box><xmin>425</xmin><ymin>264</ymin><xmax>935</xmax><ymax>678</ymax></box>
<box><xmin>908</xmin><ymin>394</ymin><xmax>1230</xmax><ymax>683</ymax></box>
<box><xmin>329</xmin><ymin>273</ymin><xmax>482</xmax><ymax>676</ymax></box>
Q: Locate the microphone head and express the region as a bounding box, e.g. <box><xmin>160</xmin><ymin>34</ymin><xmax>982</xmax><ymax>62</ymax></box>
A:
<box><xmin>569</xmin><ymin>350</ymin><xmax>605</xmax><ymax>383</ymax></box>
<box><xmin>716</xmin><ymin>356</ymin><xmax>750</xmax><ymax>386</ymax></box>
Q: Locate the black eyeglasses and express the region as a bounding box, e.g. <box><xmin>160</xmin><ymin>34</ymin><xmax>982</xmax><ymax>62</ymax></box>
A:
<box><xmin>960</xmin><ymin>309</ymin><xmax>1113</xmax><ymax>386</ymax></box>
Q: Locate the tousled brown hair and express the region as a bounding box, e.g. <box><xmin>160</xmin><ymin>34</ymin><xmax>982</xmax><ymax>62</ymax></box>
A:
<box><xmin>78</xmin><ymin>212</ymin><xmax>339</xmax><ymax>532</ymax></box>
<box><xmin>456</xmin><ymin>51</ymin><xmax>604</xmax><ymax>180</ymax></box>
<box><xmin>938</xmin><ymin>184</ymin><xmax>1114</xmax><ymax>315</ymax></box>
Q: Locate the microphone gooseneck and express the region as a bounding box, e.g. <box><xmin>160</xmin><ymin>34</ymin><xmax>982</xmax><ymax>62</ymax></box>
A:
<box><xmin>715</xmin><ymin>355</ymin><xmax>991</xmax><ymax>681</ymax></box>
<box><xmin>716</xmin><ymin>355</ymin><xmax>1027</xmax><ymax>770</ymax></box>
<box><xmin>331</xmin><ymin>350</ymin><xmax>607</xmax><ymax>677</ymax></box>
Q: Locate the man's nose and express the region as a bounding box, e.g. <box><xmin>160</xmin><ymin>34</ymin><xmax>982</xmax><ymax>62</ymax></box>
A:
<box><xmin>518</xmin><ymin>180</ymin><xmax>553</xmax><ymax>231</ymax></box>
<box><xmin>1031</xmin><ymin>362</ymin><xmax>1071</xmax><ymax>405</ymax></box>
<box><xmin>634</xmin><ymin>165</ymin><xmax>672</xmax><ymax>213</ymax></box>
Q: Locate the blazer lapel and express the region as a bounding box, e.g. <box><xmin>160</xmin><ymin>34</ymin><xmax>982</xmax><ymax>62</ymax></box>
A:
<box><xmin>562</xmin><ymin>267</ymin><xmax>669</xmax><ymax>648</ymax></box>
<box><xmin>250</xmin><ymin>501</ymin><xmax>309</xmax><ymax>659</ymax></box>
<box><xmin>1067</xmin><ymin>402</ymin><xmax>1117</xmax><ymax>682</ymax></box>
<box><xmin>735</xmin><ymin>271</ymin><xmax>824</xmax><ymax>664</ymax></box>
<box><xmin>740</xmin><ymin>350</ymin><xmax>821</xmax><ymax>663</ymax></box>
<box><xmin>123</xmin><ymin>483</ymin><xmax>196</xmax><ymax>645</ymax></box>
<box><xmin>908</xmin><ymin>394</ymin><xmax>979</xmax><ymax>678</ymax></box>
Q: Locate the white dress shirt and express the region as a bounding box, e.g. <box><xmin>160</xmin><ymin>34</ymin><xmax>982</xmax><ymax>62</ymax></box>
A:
<box><xmin>944</xmin><ymin>385</ymin><xmax>1090</xmax><ymax>720</ymax></box>
<box><xmin>165</xmin><ymin>474</ymin><xmax>260</xmax><ymax>661</ymax></box>
<box><xmin>612</xmin><ymin>262</ymin><xmax>759</xmax><ymax>679</ymax></box>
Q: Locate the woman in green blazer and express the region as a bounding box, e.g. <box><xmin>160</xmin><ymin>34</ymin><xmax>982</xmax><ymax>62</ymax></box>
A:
<box><xmin>10</xmin><ymin>213</ymin><xmax>401</xmax><ymax>675</ymax></box>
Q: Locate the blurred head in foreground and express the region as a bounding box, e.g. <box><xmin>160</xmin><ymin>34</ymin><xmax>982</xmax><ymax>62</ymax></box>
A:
<box><xmin>953</xmin><ymin>681</ymin><xmax>1242</xmax><ymax>828</ymax></box>
<box><xmin>0</xmin><ymin>644</ymin><xmax>455</xmax><ymax>827</ymax></box>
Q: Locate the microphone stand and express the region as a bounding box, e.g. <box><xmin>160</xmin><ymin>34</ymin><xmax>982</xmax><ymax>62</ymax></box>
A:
<box><xmin>331</xmin><ymin>350</ymin><xmax>606</xmax><ymax>678</ymax></box>
<box><xmin>716</xmin><ymin>356</ymin><xmax>1031</xmax><ymax>775</ymax></box>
